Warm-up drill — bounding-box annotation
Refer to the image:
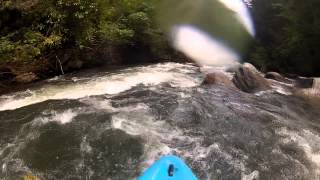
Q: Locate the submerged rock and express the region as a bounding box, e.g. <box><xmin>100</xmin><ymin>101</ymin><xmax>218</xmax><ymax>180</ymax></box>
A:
<box><xmin>295</xmin><ymin>77</ymin><xmax>314</xmax><ymax>88</ymax></box>
<box><xmin>243</xmin><ymin>63</ymin><xmax>260</xmax><ymax>74</ymax></box>
<box><xmin>202</xmin><ymin>72</ymin><xmax>235</xmax><ymax>88</ymax></box>
<box><xmin>265</xmin><ymin>72</ymin><xmax>292</xmax><ymax>84</ymax></box>
<box><xmin>15</xmin><ymin>72</ymin><xmax>38</xmax><ymax>83</ymax></box>
<box><xmin>313</xmin><ymin>78</ymin><xmax>320</xmax><ymax>88</ymax></box>
<box><xmin>298</xmin><ymin>78</ymin><xmax>320</xmax><ymax>98</ymax></box>
<box><xmin>231</xmin><ymin>64</ymin><xmax>271</xmax><ymax>93</ymax></box>
<box><xmin>312</xmin><ymin>78</ymin><xmax>320</xmax><ymax>96</ymax></box>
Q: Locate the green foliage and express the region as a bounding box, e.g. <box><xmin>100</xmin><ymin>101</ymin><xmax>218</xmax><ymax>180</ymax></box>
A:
<box><xmin>249</xmin><ymin>45</ymin><xmax>269</xmax><ymax>71</ymax></box>
<box><xmin>0</xmin><ymin>0</ymin><xmax>170</xmax><ymax>74</ymax></box>
<box><xmin>96</xmin><ymin>0</ymin><xmax>154</xmax><ymax>44</ymax></box>
<box><xmin>0</xmin><ymin>31</ymin><xmax>45</xmax><ymax>63</ymax></box>
<box><xmin>248</xmin><ymin>0</ymin><xmax>320</xmax><ymax>76</ymax></box>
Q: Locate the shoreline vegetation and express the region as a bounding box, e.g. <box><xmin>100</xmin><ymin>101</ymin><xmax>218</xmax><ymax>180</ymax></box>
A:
<box><xmin>0</xmin><ymin>0</ymin><xmax>185</xmax><ymax>87</ymax></box>
<box><xmin>0</xmin><ymin>0</ymin><xmax>320</xmax><ymax>94</ymax></box>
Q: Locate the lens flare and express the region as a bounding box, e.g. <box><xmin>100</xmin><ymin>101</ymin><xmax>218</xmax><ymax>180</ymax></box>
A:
<box><xmin>156</xmin><ymin>0</ymin><xmax>255</xmax><ymax>66</ymax></box>
<box><xmin>218</xmin><ymin>0</ymin><xmax>255</xmax><ymax>36</ymax></box>
<box><xmin>172</xmin><ymin>25</ymin><xmax>239</xmax><ymax>66</ymax></box>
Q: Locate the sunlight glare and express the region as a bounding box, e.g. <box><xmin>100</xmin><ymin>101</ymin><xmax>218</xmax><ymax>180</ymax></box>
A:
<box><xmin>172</xmin><ymin>25</ymin><xmax>240</xmax><ymax>66</ymax></box>
<box><xmin>218</xmin><ymin>0</ymin><xmax>255</xmax><ymax>36</ymax></box>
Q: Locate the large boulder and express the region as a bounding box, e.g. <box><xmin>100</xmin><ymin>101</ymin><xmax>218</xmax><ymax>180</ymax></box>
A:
<box><xmin>311</xmin><ymin>78</ymin><xmax>320</xmax><ymax>96</ymax></box>
<box><xmin>202</xmin><ymin>71</ymin><xmax>235</xmax><ymax>88</ymax></box>
<box><xmin>15</xmin><ymin>72</ymin><xmax>38</xmax><ymax>83</ymax></box>
<box><xmin>66</xmin><ymin>59</ymin><xmax>84</xmax><ymax>70</ymax></box>
<box><xmin>227</xmin><ymin>63</ymin><xmax>260</xmax><ymax>74</ymax></box>
<box><xmin>265</xmin><ymin>72</ymin><xmax>292</xmax><ymax>84</ymax></box>
<box><xmin>295</xmin><ymin>78</ymin><xmax>320</xmax><ymax>101</ymax></box>
<box><xmin>243</xmin><ymin>63</ymin><xmax>261</xmax><ymax>74</ymax></box>
<box><xmin>295</xmin><ymin>77</ymin><xmax>314</xmax><ymax>88</ymax></box>
<box><xmin>313</xmin><ymin>78</ymin><xmax>320</xmax><ymax>89</ymax></box>
<box><xmin>232</xmin><ymin>64</ymin><xmax>271</xmax><ymax>93</ymax></box>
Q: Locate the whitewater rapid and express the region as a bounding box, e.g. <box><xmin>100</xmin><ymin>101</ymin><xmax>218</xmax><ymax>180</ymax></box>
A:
<box><xmin>0</xmin><ymin>63</ymin><xmax>200</xmax><ymax>111</ymax></box>
<box><xmin>0</xmin><ymin>63</ymin><xmax>320</xmax><ymax>180</ymax></box>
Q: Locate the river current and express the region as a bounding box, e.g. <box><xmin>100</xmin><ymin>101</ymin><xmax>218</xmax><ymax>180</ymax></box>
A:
<box><xmin>0</xmin><ymin>63</ymin><xmax>319</xmax><ymax>180</ymax></box>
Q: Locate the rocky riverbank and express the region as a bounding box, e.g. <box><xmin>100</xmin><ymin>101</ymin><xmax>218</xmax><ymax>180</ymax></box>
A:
<box><xmin>0</xmin><ymin>52</ymin><xmax>190</xmax><ymax>95</ymax></box>
<box><xmin>202</xmin><ymin>63</ymin><xmax>320</xmax><ymax>101</ymax></box>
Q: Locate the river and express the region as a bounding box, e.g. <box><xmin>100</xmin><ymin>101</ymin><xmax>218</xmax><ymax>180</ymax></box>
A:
<box><xmin>0</xmin><ymin>63</ymin><xmax>320</xmax><ymax>180</ymax></box>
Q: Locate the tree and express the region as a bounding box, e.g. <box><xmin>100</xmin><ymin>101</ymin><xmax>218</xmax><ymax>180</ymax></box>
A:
<box><xmin>248</xmin><ymin>0</ymin><xmax>320</xmax><ymax>76</ymax></box>
<box><xmin>0</xmin><ymin>0</ymin><xmax>170</xmax><ymax>77</ymax></box>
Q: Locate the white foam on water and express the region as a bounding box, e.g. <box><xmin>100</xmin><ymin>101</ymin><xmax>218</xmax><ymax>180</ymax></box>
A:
<box><xmin>242</xmin><ymin>170</ymin><xmax>260</xmax><ymax>180</ymax></box>
<box><xmin>255</xmin><ymin>85</ymin><xmax>292</xmax><ymax>96</ymax></box>
<box><xmin>47</xmin><ymin>76</ymin><xmax>60</xmax><ymax>82</ymax></box>
<box><xmin>0</xmin><ymin>63</ymin><xmax>201</xmax><ymax>111</ymax></box>
<box><xmin>33</xmin><ymin>110</ymin><xmax>78</xmax><ymax>125</ymax></box>
<box><xmin>272</xmin><ymin>85</ymin><xmax>292</xmax><ymax>95</ymax></box>
<box><xmin>268</xmin><ymin>78</ymin><xmax>294</xmax><ymax>87</ymax></box>
<box><xmin>208</xmin><ymin>144</ymin><xmax>247</xmax><ymax>172</ymax></box>
<box><xmin>302</xmin><ymin>78</ymin><xmax>320</xmax><ymax>96</ymax></box>
<box><xmin>80</xmin><ymin>100</ymin><xmax>183</xmax><ymax>167</ymax></box>
<box><xmin>0</xmin><ymin>144</ymin><xmax>14</xmax><ymax>174</ymax></box>
<box><xmin>227</xmin><ymin>102</ymin><xmax>254</xmax><ymax>113</ymax></box>
<box><xmin>109</xmin><ymin>103</ymin><xmax>177</xmax><ymax>166</ymax></box>
<box><xmin>80</xmin><ymin>136</ymin><xmax>92</xmax><ymax>154</ymax></box>
<box><xmin>179</xmin><ymin>92</ymin><xmax>191</xmax><ymax>99</ymax></box>
<box><xmin>108</xmin><ymin>102</ymin><xmax>251</xmax><ymax>178</ymax></box>
<box><xmin>277</xmin><ymin>128</ymin><xmax>320</xmax><ymax>175</ymax></box>
<box><xmin>2</xmin><ymin>163</ymin><xmax>6</xmax><ymax>173</ymax></box>
<box><xmin>200</xmin><ymin>66</ymin><xmax>236</xmax><ymax>81</ymax></box>
<box><xmin>54</xmin><ymin>110</ymin><xmax>78</xmax><ymax>124</ymax></box>
<box><xmin>314</xmin><ymin>78</ymin><xmax>320</xmax><ymax>89</ymax></box>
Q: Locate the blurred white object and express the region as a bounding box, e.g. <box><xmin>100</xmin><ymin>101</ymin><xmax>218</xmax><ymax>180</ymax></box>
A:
<box><xmin>218</xmin><ymin>0</ymin><xmax>255</xmax><ymax>36</ymax></box>
<box><xmin>172</xmin><ymin>25</ymin><xmax>239</xmax><ymax>66</ymax></box>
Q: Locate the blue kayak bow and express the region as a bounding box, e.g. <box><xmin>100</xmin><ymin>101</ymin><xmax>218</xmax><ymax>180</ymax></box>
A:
<box><xmin>138</xmin><ymin>155</ymin><xmax>197</xmax><ymax>180</ymax></box>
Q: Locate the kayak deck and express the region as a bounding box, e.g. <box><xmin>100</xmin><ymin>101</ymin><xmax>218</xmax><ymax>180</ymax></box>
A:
<box><xmin>138</xmin><ymin>155</ymin><xmax>197</xmax><ymax>180</ymax></box>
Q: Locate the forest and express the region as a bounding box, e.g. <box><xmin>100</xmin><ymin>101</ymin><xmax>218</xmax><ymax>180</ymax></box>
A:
<box><xmin>249</xmin><ymin>0</ymin><xmax>320</xmax><ymax>76</ymax></box>
<box><xmin>1</xmin><ymin>1</ymin><xmax>320</xmax><ymax>179</ymax></box>
<box><xmin>0</xmin><ymin>0</ymin><xmax>174</xmax><ymax>83</ymax></box>
<box><xmin>0</xmin><ymin>0</ymin><xmax>319</xmax><ymax>85</ymax></box>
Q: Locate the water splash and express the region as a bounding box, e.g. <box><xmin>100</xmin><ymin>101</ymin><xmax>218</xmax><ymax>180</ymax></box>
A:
<box><xmin>0</xmin><ymin>63</ymin><xmax>201</xmax><ymax>111</ymax></box>
<box><xmin>277</xmin><ymin>128</ymin><xmax>320</xmax><ymax>175</ymax></box>
<box><xmin>34</xmin><ymin>110</ymin><xmax>78</xmax><ymax>125</ymax></box>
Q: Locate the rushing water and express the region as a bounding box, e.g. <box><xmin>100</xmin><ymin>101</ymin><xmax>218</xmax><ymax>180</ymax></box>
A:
<box><xmin>0</xmin><ymin>63</ymin><xmax>320</xmax><ymax>180</ymax></box>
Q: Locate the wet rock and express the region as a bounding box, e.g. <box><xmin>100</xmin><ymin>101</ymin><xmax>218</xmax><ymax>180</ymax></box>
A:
<box><xmin>243</xmin><ymin>63</ymin><xmax>261</xmax><ymax>74</ymax></box>
<box><xmin>66</xmin><ymin>60</ymin><xmax>84</xmax><ymax>70</ymax></box>
<box><xmin>202</xmin><ymin>72</ymin><xmax>235</xmax><ymax>88</ymax></box>
<box><xmin>0</xmin><ymin>67</ymin><xmax>14</xmax><ymax>79</ymax></box>
<box><xmin>298</xmin><ymin>78</ymin><xmax>320</xmax><ymax>98</ymax></box>
<box><xmin>295</xmin><ymin>77</ymin><xmax>314</xmax><ymax>88</ymax></box>
<box><xmin>227</xmin><ymin>63</ymin><xmax>260</xmax><ymax>74</ymax></box>
<box><xmin>15</xmin><ymin>72</ymin><xmax>38</xmax><ymax>83</ymax></box>
<box><xmin>232</xmin><ymin>64</ymin><xmax>271</xmax><ymax>93</ymax></box>
<box><xmin>226</xmin><ymin>64</ymin><xmax>242</xmax><ymax>73</ymax></box>
<box><xmin>313</xmin><ymin>78</ymin><xmax>320</xmax><ymax>88</ymax></box>
<box><xmin>311</xmin><ymin>78</ymin><xmax>320</xmax><ymax>96</ymax></box>
<box><xmin>265</xmin><ymin>72</ymin><xmax>292</xmax><ymax>84</ymax></box>
<box><xmin>286</xmin><ymin>74</ymin><xmax>299</xmax><ymax>79</ymax></box>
